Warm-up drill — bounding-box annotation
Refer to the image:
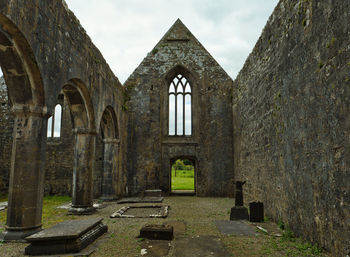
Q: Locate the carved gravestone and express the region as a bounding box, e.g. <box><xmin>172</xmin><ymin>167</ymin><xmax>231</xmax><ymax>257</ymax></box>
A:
<box><xmin>25</xmin><ymin>218</ymin><xmax>107</xmax><ymax>255</ymax></box>
<box><xmin>235</xmin><ymin>181</ymin><xmax>246</xmax><ymax>206</ymax></box>
<box><xmin>230</xmin><ymin>181</ymin><xmax>249</xmax><ymax>220</ymax></box>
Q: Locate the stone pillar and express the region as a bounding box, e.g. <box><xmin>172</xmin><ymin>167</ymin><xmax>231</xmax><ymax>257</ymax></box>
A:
<box><xmin>69</xmin><ymin>128</ymin><xmax>96</xmax><ymax>215</ymax></box>
<box><xmin>100</xmin><ymin>139</ymin><xmax>119</xmax><ymax>201</ymax></box>
<box><xmin>1</xmin><ymin>104</ymin><xmax>48</xmax><ymax>241</ymax></box>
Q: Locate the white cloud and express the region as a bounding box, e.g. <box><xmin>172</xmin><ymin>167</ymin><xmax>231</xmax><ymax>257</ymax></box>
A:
<box><xmin>65</xmin><ymin>0</ymin><xmax>279</xmax><ymax>83</ymax></box>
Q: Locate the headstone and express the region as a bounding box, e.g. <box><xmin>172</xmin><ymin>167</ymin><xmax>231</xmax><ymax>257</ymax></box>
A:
<box><xmin>25</xmin><ymin>218</ymin><xmax>107</xmax><ymax>255</ymax></box>
<box><xmin>235</xmin><ymin>181</ymin><xmax>246</xmax><ymax>206</ymax></box>
<box><xmin>140</xmin><ymin>224</ymin><xmax>173</xmax><ymax>240</ymax></box>
<box><xmin>230</xmin><ymin>206</ymin><xmax>249</xmax><ymax>220</ymax></box>
<box><xmin>230</xmin><ymin>181</ymin><xmax>249</xmax><ymax>220</ymax></box>
<box><xmin>249</xmin><ymin>202</ymin><xmax>264</xmax><ymax>222</ymax></box>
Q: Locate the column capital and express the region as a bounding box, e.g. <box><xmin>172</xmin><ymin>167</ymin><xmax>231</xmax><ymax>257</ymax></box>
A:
<box><xmin>72</xmin><ymin>128</ymin><xmax>97</xmax><ymax>135</ymax></box>
<box><xmin>11</xmin><ymin>104</ymin><xmax>50</xmax><ymax>117</ymax></box>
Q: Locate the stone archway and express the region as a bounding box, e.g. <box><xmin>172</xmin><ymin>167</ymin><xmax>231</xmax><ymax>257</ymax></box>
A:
<box><xmin>0</xmin><ymin>14</ymin><xmax>47</xmax><ymax>240</ymax></box>
<box><xmin>170</xmin><ymin>156</ymin><xmax>196</xmax><ymax>195</ymax></box>
<box><xmin>99</xmin><ymin>106</ymin><xmax>119</xmax><ymax>200</ymax></box>
<box><xmin>62</xmin><ymin>79</ymin><xmax>96</xmax><ymax>214</ymax></box>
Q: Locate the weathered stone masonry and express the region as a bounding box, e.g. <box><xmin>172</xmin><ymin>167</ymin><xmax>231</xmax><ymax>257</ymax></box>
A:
<box><xmin>0</xmin><ymin>0</ymin><xmax>125</xmax><ymax>240</ymax></box>
<box><xmin>0</xmin><ymin>0</ymin><xmax>348</xmax><ymax>255</ymax></box>
<box><xmin>124</xmin><ymin>20</ymin><xmax>234</xmax><ymax>197</ymax></box>
<box><xmin>233</xmin><ymin>0</ymin><xmax>350</xmax><ymax>255</ymax></box>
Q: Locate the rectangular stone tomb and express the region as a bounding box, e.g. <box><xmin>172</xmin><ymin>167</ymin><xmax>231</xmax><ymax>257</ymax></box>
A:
<box><xmin>25</xmin><ymin>218</ymin><xmax>108</xmax><ymax>255</ymax></box>
<box><xmin>110</xmin><ymin>205</ymin><xmax>169</xmax><ymax>218</ymax></box>
<box><xmin>140</xmin><ymin>224</ymin><xmax>173</xmax><ymax>240</ymax></box>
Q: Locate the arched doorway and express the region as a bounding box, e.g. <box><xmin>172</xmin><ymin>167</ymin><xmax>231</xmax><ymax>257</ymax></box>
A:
<box><xmin>170</xmin><ymin>157</ymin><xmax>196</xmax><ymax>195</ymax></box>
<box><xmin>99</xmin><ymin>106</ymin><xmax>119</xmax><ymax>200</ymax></box>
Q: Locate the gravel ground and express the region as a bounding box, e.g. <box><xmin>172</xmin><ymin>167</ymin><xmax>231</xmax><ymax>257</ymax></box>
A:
<box><xmin>0</xmin><ymin>196</ymin><xmax>329</xmax><ymax>257</ymax></box>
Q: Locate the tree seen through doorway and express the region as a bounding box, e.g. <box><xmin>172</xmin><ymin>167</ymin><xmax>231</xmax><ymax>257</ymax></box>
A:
<box><xmin>171</xmin><ymin>159</ymin><xmax>194</xmax><ymax>191</ymax></box>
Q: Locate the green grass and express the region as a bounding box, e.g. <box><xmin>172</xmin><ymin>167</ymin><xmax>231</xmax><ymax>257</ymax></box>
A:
<box><xmin>171</xmin><ymin>168</ymin><xmax>194</xmax><ymax>190</ymax></box>
<box><xmin>0</xmin><ymin>195</ymin><xmax>73</xmax><ymax>227</ymax></box>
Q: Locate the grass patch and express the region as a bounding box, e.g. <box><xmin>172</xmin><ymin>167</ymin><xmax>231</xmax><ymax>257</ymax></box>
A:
<box><xmin>171</xmin><ymin>168</ymin><xmax>194</xmax><ymax>190</ymax></box>
<box><xmin>0</xmin><ymin>195</ymin><xmax>73</xmax><ymax>227</ymax></box>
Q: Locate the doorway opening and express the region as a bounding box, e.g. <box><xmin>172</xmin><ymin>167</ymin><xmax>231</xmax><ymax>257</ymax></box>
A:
<box><xmin>170</xmin><ymin>158</ymin><xmax>195</xmax><ymax>195</ymax></box>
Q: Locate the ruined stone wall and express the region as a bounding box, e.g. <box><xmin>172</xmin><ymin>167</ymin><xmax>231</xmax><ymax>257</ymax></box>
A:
<box><xmin>233</xmin><ymin>0</ymin><xmax>350</xmax><ymax>255</ymax></box>
<box><xmin>44</xmin><ymin>97</ymin><xmax>74</xmax><ymax>196</ymax></box>
<box><xmin>0</xmin><ymin>0</ymin><xmax>126</xmax><ymax>198</ymax></box>
<box><xmin>125</xmin><ymin>20</ymin><xmax>234</xmax><ymax>197</ymax></box>
<box><xmin>0</xmin><ymin>76</ymin><xmax>12</xmax><ymax>195</ymax></box>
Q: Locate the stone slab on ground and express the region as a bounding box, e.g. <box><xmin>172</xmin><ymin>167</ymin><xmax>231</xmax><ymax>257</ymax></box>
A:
<box><xmin>140</xmin><ymin>240</ymin><xmax>171</xmax><ymax>257</ymax></box>
<box><xmin>140</xmin><ymin>224</ymin><xmax>173</xmax><ymax>240</ymax></box>
<box><xmin>25</xmin><ymin>218</ymin><xmax>108</xmax><ymax>255</ymax></box>
<box><xmin>215</xmin><ymin>220</ymin><xmax>256</xmax><ymax>236</ymax></box>
<box><xmin>116</xmin><ymin>197</ymin><xmax>164</xmax><ymax>204</ymax></box>
<box><xmin>173</xmin><ymin>235</ymin><xmax>231</xmax><ymax>257</ymax></box>
<box><xmin>0</xmin><ymin>201</ymin><xmax>7</xmax><ymax>211</ymax></box>
<box><xmin>144</xmin><ymin>189</ymin><xmax>162</xmax><ymax>197</ymax></box>
<box><xmin>57</xmin><ymin>202</ymin><xmax>106</xmax><ymax>210</ymax></box>
<box><xmin>110</xmin><ymin>205</ymin><xmax>169</xmax><ymax>218</ymax></box>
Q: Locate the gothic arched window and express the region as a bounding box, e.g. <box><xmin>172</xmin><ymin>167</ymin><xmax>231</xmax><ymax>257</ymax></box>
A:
<box><xmin>47</xmin><ymin>104</ymin><xmax>62</xmax><ymax>138</ymax></box>
<box><xmin>169</xmin><ymin>74</ymin><xmax>192</xmax><ymax>136</ymax></box>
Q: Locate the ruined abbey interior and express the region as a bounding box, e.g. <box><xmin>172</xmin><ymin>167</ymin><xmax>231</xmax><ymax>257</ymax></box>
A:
<box><xmin>0</xmin><ymin>0</ymin><xmax>349</xmax><ymax>256</ymax></box>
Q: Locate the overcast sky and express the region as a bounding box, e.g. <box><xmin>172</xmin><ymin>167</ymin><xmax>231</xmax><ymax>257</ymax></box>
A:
<box><xmin>64</xmin><ymin>0</ymin><xmax>278</xmax><ymax>83</ymax></box>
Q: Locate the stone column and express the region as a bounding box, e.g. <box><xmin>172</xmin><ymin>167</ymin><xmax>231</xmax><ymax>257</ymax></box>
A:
<box><xmin>100</xmin><ymin>139</ymin><xmax>119</xmax><ymax>201</ymax></box>
<box><xmin>69</xmin><ymin>128</ymin><xmax>96</xmax><ymax>215</ymax></box>
<box><xmin>1</xmin><ymin>104</ymin><xmax>48</xmax><ymax>241</ymax></box>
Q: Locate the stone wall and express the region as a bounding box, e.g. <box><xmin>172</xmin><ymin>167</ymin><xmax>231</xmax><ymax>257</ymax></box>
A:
<box><xmin>0</xmin><ymin>0</ymin><xmax>125</xmax><ymax>199</ymax></box>
<box><xmin>125</xmin><ymin>20</ymin><xmax>234</xmax><ymax>197</ymax></box>
<box><xmin>233</xmin><ymin>0</ymin><xmax>350</xmax><ymax>255</ymax></box>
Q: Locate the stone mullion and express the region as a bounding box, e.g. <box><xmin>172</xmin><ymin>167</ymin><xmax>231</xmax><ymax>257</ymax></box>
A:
<box><xmin>182</xmin><ymin>91</ymin><xmax>185</xmax><ymax>135</ymax></box>
<box><xmin>51</xmin><ymin>110</ymin><xmax>55</xmax><ymax>137</ymax></box>
<box><xmin>175</xmin><ymin>90</ymin><xmax>178</xmax><ymax>136</ymax></box>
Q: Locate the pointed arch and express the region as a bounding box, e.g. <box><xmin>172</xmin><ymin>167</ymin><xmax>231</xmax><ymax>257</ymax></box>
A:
<box><xmin>165</xmin><ymin>65</ymin><xmax>195</xmax><ymax>136</ymax></box>
<box><xmin>99</xmin><ymin>106</ymin><xmax>119</xmax><ymax>140</ymax></box>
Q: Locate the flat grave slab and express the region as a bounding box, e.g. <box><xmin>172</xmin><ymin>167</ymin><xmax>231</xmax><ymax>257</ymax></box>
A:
<box><xmin>174</xmin><ymin>235</ymin><xmax>231</xmax><ymax>257</ymax></box>
<box><xmin>215</xmin><ymin>220</ymin><xmax>256</xmax><ymax>236</ymax></box>
<box><xmin>56</xmin><ymin>202</ymin><xmax>106</xmax><ymax>210</ymax></box>
<box><xmin>144</xmin><ymin>189</ymin><xmax>162</xmax><ymax>197</ymax></box>
<box><xmin>110</xmin><ymin>205</ymin><xmax>169</xmax><ymax>218</ymax></box>
<box><xmin>25</xmin><ymin>218</ymin><xmax>107</xmax><ymax>255</ymax></box>
<box><xmin>116</xmin><ymin>196</ymin><xmax>164</xmax><ymax>204</ymax></box>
